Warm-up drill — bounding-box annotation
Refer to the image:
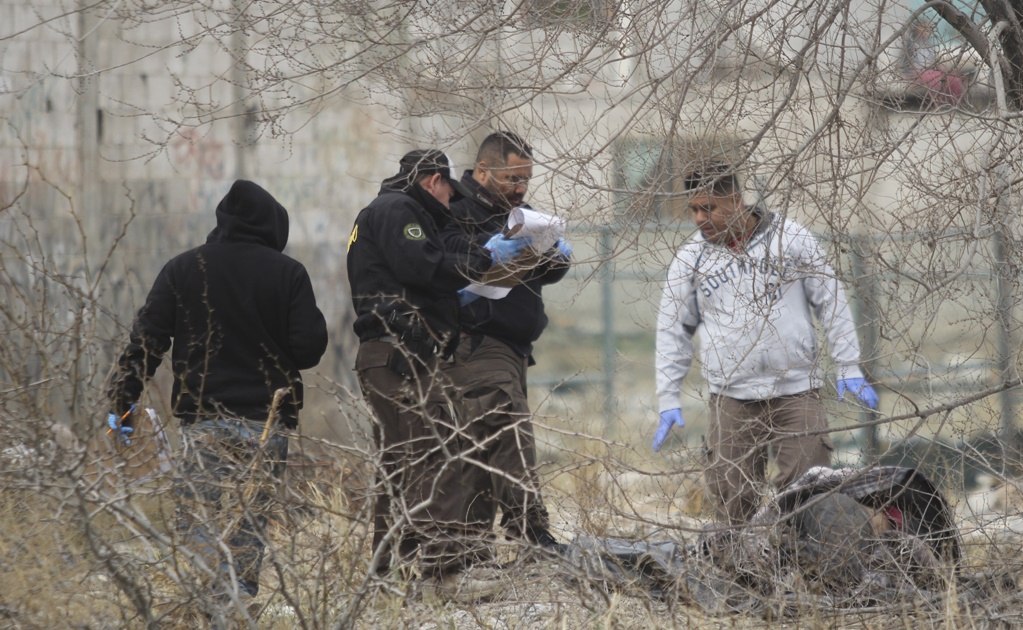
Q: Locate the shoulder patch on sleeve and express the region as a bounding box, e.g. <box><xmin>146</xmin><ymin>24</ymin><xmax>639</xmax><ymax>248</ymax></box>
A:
<box><xmin>347</xmin><ymin>224</ymin><xmax>358</xmax><ymax>252</ymax></box>
<box><xmin>403</xmin><ymin>223</ymin><xmax>426</xmax><ymax>241</ymax></box>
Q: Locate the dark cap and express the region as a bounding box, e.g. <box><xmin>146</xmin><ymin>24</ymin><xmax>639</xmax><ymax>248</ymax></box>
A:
<box><xmin>385</xmin><ymin>149</ymin><xmax>473</xmax><ymax>201</ymax></box>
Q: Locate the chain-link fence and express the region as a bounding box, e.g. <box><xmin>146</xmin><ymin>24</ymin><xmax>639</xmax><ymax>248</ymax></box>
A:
<box><xmin>532</xmin><ymin>221</ymin><xmax>1022</xmax><ymax>488</ymax></box>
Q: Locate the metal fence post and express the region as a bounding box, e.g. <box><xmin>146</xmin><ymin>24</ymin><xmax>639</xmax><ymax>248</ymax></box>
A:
<box><xmin>993</xmin><ymin>228</ymin><xmax>1017</xmax><ymax>448</ymax></box>
<box><xmin>849</xmin><ymin>238</ymin><xmax>880</xmax><ymax>462</ymax></box>
<box><xmin>600</xmin><ymin>225</ymin><xmax>616</xmax><ymax>428</ymax></box>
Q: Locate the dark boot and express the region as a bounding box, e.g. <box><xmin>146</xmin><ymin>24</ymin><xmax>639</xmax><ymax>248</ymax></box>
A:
<box><xmin>529</xmin><ymin>527</ymin><xmax>568</xmax><ymax>555</ymax></box>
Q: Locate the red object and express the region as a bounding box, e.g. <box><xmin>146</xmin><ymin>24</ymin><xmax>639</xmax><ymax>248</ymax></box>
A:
<box><xmin>914</xmin><ymin>70</ymin><xmax>965</xmax><ymax>105</ymax></box>
<box><xmin>883</xmin><ymin>504</ymin><xmax>904</xmax><ymax>529</ymax></box>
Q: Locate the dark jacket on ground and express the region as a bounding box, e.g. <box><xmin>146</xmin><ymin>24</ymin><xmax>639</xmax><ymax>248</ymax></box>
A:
<box><xmin>441</xmin><ymin>171</ymin><xmax>570</xmax><ymax>359</ymax></box>
<box><xmin>108</xmin><ymin>180</ymin><xmax>328</xmax><ymax>428</ymax></box>
<box><xmin>347</xmin><ymin>178</ymin><xmax>492</xmax><ymax>357</ymax></box>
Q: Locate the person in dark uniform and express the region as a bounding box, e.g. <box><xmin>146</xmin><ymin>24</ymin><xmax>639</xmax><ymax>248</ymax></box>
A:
<box><xmin>108</xmin><ymin>179</ymin><xmax>328</xmax><ymax>623</ymax></box>
<box><xmin>441</xmin><ymin>132</ymin><xmax>571</xmax><ymax>554</ymax></box>
<box><xmin>346</xmin><ymin>149</ymin><xmax>528</xmax><ymax>601</ymax></box>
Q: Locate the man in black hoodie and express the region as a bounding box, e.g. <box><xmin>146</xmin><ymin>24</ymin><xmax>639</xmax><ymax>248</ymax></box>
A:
<box><xmin>440</xmin><ymin>132</ymin><xmax>571</xmax><ymax>554</ymax></box>
<box><xmin>347</xmin><ymin>149</ymin><xmax>527</xmax><ymax>601</ymax></box>
<box><xmin>108</xmin><ymin>180</ymin><xmax>328</xmax><ymax>617</ymax></box>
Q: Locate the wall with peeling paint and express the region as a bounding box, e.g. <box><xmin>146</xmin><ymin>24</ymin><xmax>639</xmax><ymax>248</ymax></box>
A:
<box><xmin>0</xmin><ymin>4</ymin><xmax>440</xmax><ymax>439</ymax></box>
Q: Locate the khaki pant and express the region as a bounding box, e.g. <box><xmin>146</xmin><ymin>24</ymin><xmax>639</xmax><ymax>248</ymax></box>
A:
<box><xmin>705</xmin><ymin>390</ymin><xmax>832</xmax><ymax>524</ymax></box>
<box><xmin>356</xmin><ymin>341</ymin><xmax>480</xmax><ymax>578</ymax></box>
<box><xmin>455</xmin><ymin>335</ymin><xmax>550</xmax><ymax>543</ymax></box>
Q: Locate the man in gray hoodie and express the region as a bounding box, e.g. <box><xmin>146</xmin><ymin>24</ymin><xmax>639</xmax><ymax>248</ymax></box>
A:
<box><xmin>654</xmin><ymin>164</ymin><xmax>878</xmax><ymax>523</ymax></box>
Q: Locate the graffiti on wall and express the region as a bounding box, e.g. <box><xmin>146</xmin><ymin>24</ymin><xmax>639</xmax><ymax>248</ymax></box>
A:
<box><xmin>170</xmin><ymin>128</ymin><xmax>225</xmax><ymax>179</ymax></box>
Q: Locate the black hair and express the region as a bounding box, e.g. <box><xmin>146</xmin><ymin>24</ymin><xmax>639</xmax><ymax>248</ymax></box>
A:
<box><xmin>683</xmin><ymin>162</ymin><xmax>741</xmax><ymax>196</ymax></box>
<box><xmin>476</xmin><ymin>131</ymin><xmax>533</xmax><ymax>166</ymax></box>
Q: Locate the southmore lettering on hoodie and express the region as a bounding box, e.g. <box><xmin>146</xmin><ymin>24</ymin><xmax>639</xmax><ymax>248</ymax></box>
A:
<box><xmin>655</xmin><ymin>211</ymin><xmax>865</xmax><ymax>410</ymax></box>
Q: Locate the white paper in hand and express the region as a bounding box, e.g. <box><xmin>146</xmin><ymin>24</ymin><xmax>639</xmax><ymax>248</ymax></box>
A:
<box><xmin>464</xmin><ymin>206</ymin><xmax>567</xmax><ymax>300</ymax></box>
<box><xmin>507</xmin><ymin>206</ymin><xmax>566</xmax><ymax>252</ymax></box>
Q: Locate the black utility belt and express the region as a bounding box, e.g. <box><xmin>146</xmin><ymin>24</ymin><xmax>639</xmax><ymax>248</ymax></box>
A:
<box><xmin>389</xmin><ymin>344</ymin><xmax>444</xmax><ymax>377</ymax></box>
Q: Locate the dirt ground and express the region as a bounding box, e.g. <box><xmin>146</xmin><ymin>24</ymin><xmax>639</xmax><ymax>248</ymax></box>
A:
<box><xmin>5</xmin><ymin>402</ymin><xmax>1023</xmax><ymax>629</ymax></box>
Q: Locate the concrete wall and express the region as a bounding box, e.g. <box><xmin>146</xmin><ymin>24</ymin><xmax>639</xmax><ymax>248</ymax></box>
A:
<box><xmin>1</xmin><ymin>1</ymin><xmax>1016</xmax><ymax>449</ymax></box>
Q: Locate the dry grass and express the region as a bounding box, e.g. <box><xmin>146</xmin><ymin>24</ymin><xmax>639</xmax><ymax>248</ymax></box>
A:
<box><xmin>2</xmin><ymin>413</ymin><xmax>1022</xmax><ymax>630</ymax></box>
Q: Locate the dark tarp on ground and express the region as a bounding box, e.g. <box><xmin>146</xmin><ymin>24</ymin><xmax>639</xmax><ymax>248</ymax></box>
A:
<box><xmin>559</xmin><ymin>466</ymin><xmax>1018</xmax><ymax>617</ymax></box>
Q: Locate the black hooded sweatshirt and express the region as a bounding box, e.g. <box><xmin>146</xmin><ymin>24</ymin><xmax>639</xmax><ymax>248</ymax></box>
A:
<box><xmin>346</xmin><ymin>178</ymin><xmax>492</xmax><ymax>357</ymax></box>
<box><xmin>441</xmin><ymin>172</ymin><xmax>570</xmax><ymax>358</ymax></box>
<box><xmin>108</xmin><ymin>180</ymin><xmax>328</xmax><ymax>428</ymax></box>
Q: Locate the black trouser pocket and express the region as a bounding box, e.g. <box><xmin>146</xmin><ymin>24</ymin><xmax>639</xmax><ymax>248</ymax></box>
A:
<box><xmin>386</xmin><ymin>348</ymin><xmax>414</xmax><ymax>378</ymax></box>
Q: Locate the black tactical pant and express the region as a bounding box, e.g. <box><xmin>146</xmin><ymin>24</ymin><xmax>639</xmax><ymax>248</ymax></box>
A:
<box><xmin>456</xmin><ymin>335</ymin><xmax>551</xmax><ymax>544</ymax></box>
<box><xmin>356</xmin><ymin>340</ymin><xmax>482</xmax><ymax>578</ymax></box>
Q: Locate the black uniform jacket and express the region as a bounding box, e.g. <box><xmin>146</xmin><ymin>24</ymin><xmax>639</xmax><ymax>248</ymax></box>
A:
<box><xmin>441</xmin><ymin>172</ymin><xmax>570</xmax><ymax>359</ymax></box>
<box><xmin>347</xmin><ymin>180</ymin><xmax>492</xmax><ymax>357</ymax></box>
<box><xmin>108</xmin><ymin>180</ymin><xmax>328</xmax><ymax>428</ymax></box>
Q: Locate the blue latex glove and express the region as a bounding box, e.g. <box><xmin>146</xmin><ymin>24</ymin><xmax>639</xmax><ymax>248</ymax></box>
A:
<box><xmin>554</xmin><ymin>237</ymin><xmax>573</xmax><ymax>258</ymax></box>
<box><xmin>484</xmin><ymin>233</ymin><xmax>529</xmax><ymax>265</ymax></box>
<box><xmin>107</xmin><ymin>406</ymin><xmax>135</xmax><ymax>446</ymax></box>
<box><xmin>652</xmin><ymin>408</ymin><xmax>685</xmax><ymax>452</ymax></box>
<box><xmin>837</xmin><ymin>377</ymin><xmax>879</xmax><ymax>409</ymax></box>
<box><xmin>457</xmin><ymin>289</ymin><xmax>481</xmax><ymax>307</ymax></box>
